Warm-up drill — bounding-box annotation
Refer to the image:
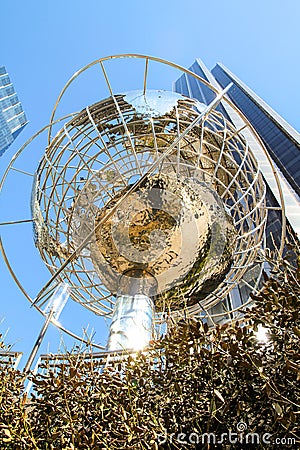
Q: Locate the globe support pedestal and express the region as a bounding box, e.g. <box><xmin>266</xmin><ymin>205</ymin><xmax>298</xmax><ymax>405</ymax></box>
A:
<box><xmin>106</xmin><ymin>271</ymin><xmax>157</xmax><ymax>352</ymax></box>
<box><xmin>106</xmin><ymin>294</ymin><xmax>154</xmax><ymax>352</ymax></box>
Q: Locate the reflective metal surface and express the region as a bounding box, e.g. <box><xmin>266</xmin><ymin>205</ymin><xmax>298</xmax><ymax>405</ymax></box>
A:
<box><xmin>43</xmin><ymin>282</ymin><xmax>70</xmax><ymax>321</ymax></box>
<box><xmin>124</xmin><ymin>89</ymin><xmax>205</xmax><ymax>118</ymax></box>
<box><xmin>93</xmin><ymin>172</ymin><xmax>236</xmax><ymax>310</ymax></box>
<box><xmin>106</xmin><ymin>294</ymin><xmax>154</xmax><ymax>352</ymax></box>
<box><xmin>0</xmin><ymin>55</ymin><xmax>281</xmax><ymax>348</ymax></box>
<box><xmin>30</xmin><ymin>88</ymin><xmax>266</xmax><ymax>316</ymax></box>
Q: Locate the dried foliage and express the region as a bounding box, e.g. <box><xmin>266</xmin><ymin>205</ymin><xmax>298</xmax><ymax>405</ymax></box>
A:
<box><xmin>0</xmin><ymin>243</ymin><xmax>299</xmax><ymax>449</ymax></box>
<box><xmin>0</xmin><ymin>341</ymin><xmax>36</xmax><ymax>448</ymax></box>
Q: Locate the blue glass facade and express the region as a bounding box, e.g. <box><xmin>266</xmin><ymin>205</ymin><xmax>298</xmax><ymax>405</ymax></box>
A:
<box><xmin>211</xmin><ymin>64</ymin><xmax>300</xmax><ymax>198</ymax></box>
<box><xmin>174</xmin><ymin>59</ymin><xmax>300</xmax><ymax>321</ymax></box>
<box><xmin>174</xmin><ymin>61</ymin><xmax>229</xmax><ymax>119</ymax></box>
<box><xmin>174</xmin><ymin>60</ymin><xmax>299</xmax><ymax>248</ymax></box>
<box><xmin>0</xmin><ymin>66</ymin><xmax>27</xmax><ymax>157</ymax></box>
<box><xmin>174</xmin><ymin>61</ymin><xmax>215</xmax><ymax>104</ymax></box>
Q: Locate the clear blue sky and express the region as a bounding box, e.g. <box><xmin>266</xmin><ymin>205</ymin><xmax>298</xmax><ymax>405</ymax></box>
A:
<box><xmin>1</xmin><ymin>0</ymin><xmax>299</xmax><ymax>367</ymax></box>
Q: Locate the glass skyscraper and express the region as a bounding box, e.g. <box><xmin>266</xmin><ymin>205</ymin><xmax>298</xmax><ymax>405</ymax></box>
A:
<box><xmin>0</xmin><ymin>66</ymin><xmax>28</xmax><ymax>157</ymax></box>
<box><xmin>174</xmin><ymin>59</ymin><xmax>300</xmax><ymax>321</ymax></box>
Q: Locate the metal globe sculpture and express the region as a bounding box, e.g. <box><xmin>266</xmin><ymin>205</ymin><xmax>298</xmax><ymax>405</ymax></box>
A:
<box><xmin>0</xmin><ymin>55</ymin><xmax>283</xmax><ymax>352</ymax></box>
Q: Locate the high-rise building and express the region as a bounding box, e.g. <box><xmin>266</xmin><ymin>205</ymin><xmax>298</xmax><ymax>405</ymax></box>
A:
<box><xmin>0</xmin><ymin>66</ymin><xmax>28</xmax><ymax>157</ymax></box>
<box><xmin>174</xmin><ymin>59</ymin><xmax>300</xmax><ymax>320</ymax></box>
<box><xmin>174</xmin><ymin>59</ymin><xmax>300</xmax><ymax>240</ymax></box>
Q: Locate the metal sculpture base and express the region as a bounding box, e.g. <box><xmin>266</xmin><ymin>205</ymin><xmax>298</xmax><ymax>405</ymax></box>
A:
<box><xmin>106</xmin><ymin>294</ymin><xmax>154</xmax><ymax>352</ymax></box>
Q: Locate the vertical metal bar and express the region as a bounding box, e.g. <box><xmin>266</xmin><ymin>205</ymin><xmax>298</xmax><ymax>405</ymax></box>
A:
<box><xmin>13</xmin><ymin>353</ymin><xmax>23</xmax><ymax>370</ymax></box>
<box><xmin>99</xmin><ymin>61</ymin><xmax>142</xmax><ymax>175</ymax></box>
<box><xmin>23</xmin><ymin>310</ymin><xmax>54</xmax><ymax>373</ymax></box>
<box><xmin>24</xmin><ymin>357</ymin><xmax>41</xmax><ymax>396</ymax></box>
<box><xmin>143</xmin><ymin>58</ymin><xmax>149</xmax><ymax>95</ymax></box>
